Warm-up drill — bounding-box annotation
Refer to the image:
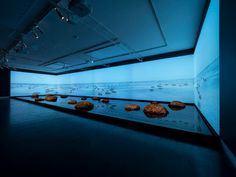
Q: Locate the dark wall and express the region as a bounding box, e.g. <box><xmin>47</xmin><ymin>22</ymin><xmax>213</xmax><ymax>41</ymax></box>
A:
<box><xmin>0</xmin><ymin>69</ymin><xmax>10</xmax><ymax>97</ymax></box>
<box><xmin>220</xmin><ymin>0</ymin><xmax>236</xmax><ymax>157</ymax></box>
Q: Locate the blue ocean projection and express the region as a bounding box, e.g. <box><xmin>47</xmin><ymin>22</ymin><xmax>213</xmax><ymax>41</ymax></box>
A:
<box><xmin>195</xmin><ymin>58</ymin><xmax>219</xmax><ymax>128</ymax></box>
<box><xmin>10</xmin><ymin>72</ymin><xmax>58</xmax><ymax>96</ymax></box>
<box><xmin>11</xmin><ymin>83</ymin><xmax>59</xmax><ymax>96</ymax></box>
<box><xmin>11</xmin><ymin>55</ymin><xmax>194</xmax><ymax>103</ymax></box>
<box><xmin>193</xmin><ymin>0</ymin><xmax>219</xmax><ymax>133</ymax></box>
<box><xmin>57</xmin><ymin>79</ymin><xmax>193</xmax><ymax>103</ymax></box>
<box><xmin>58</xmin><ymin>55</ymin><xmax>194</xmax><ymax>103</ymax></box>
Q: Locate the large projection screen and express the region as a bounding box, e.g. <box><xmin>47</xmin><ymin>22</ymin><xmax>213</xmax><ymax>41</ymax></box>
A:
<box><xmin>10</xmin><ymin>71</ymin><xmax>58</xmax><ymax>96</ymax></box>
<box><xmin>11</xmin><ymin>55</ymin><xmax>194</xmax><ymax>103</ymax></box>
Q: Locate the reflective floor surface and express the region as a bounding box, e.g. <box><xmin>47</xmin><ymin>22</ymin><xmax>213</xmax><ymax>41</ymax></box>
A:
<box><xmin>0</xmin><ymin>98</ymin><xmax>235</xmax><ymax>177</ymax></box>
<box><xmin>17</xmin><ymin>96</ymin><xmax>212</xmax><ymax>135</ymax></box>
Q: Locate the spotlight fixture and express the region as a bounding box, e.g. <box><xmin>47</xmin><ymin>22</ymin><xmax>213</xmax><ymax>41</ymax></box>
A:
<box><xmin>55</xmin><ymin>8</ymin><xmax>65</xmax><ymax>20</ymax></box>
<box><xmin>32</xmin><ymin>31</ymin><xmax>39</xmax><ymax>39</ymax></box>
<box><xmin>35</xmin><ymin>25</ymin><xmax>43</xmax><ymax>34</ymax></box>
<box><xmin>88</xmin><ymin>57</ymin><xmax>94</xmax><ymax>64</ymax></box>
<box><xmin>22</xmin><ymin>41</ymin><xmax>27</xmax><ymax>48</ymax></box>
<box><xmin>13</xmin><ymin>40</ymin><xmax>27</xmax><ymax>53</ymax></box>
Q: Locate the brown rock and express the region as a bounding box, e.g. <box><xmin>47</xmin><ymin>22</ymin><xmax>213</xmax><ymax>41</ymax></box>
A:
<box><xmin>68</xmin><ymin>99</ymin><xmax>77</xmax><ymax>104</ymax></box>
<box><xmin>143</xmin><ymin>103</ymin><xmax>168</xmax><ymax>118</ymax></box>
<box><xmin>125</xmin><ymin>104</ymin><xmax>140</xmax><ymax>111</ymax></box>
<box><xmin>101</xmin><ymin>99</ymin><xmax>109</xmax><ymax>103</ymax></box>
<box><xmin>92</xmin><ymin>97</ymin><xmax>100</xmax><ymax>101</ymax></box>
<box><xmin>45</xmin><ymin>95</ymin><xmax>57</xmax><ymax>102</ymax></box>
<box><xmin>32</xmin><ymin>93</ymin><xmax>39</xmax><ymax>98</ymax></box>
<box><xmin>75</xmin><ymin>101</ymin><xmax>94</xmax><ymax>111</ymax></box>
<box><xmin>168</xmin><ymin>101</ymin><xmax>186</xmax><ymax>110</ymax></box>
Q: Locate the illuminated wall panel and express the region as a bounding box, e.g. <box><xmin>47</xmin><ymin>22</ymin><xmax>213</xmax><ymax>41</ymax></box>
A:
<box><xmin>11</xmin><ymin>55</ymin><xmax>194</xmax><ymax>103</ymax></box>
<box><xmin>194</xmin><ymin>0</ymin><xmax>219</xmax><ymax>134</ymax></box>
<box><xmin>10</xmin><ymin>71</ymin><xmax>58</xmax><ymax>96</ymax></box>
<box><xmin>57</xmin><ymin>55</ymin><xmax>194</xmax><ymax>103</ymax></box>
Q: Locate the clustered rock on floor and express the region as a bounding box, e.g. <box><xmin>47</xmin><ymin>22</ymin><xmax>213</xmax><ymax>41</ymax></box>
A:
<box><xmin>168</xmin><ymin>101</ymin><xmax>186</xmax><ymax>110</ymax></box>
<box><xmin>75</xmin><ymin>101</ymin><xmax>94</xmax><ymax>111</ymax></box>
<box><xmin>68</xmin><ymin>99</ymin><xmax>77</xmax><ymax>104</ymax></box>
<box><xmin>143</xmin><ymin>103</ymin><xmax>168</xmax><ymax>118</ymax></box>
<box><xmin>125</xmin><ymin>104</ymin><xmax>140</xmax><ymax>111</ymax></box>
<box><xmin>101</xmin><ymin>99</ymin><xmax>109</xmax><ymax>103</ymax></box>
<box><xmin>45</xmin><ymin>95</ymin><xmax>58</xmax><ymax>102</ymax></box>
<box><xmin>31</xmin><ymin>94</ymin><xmax>186</xmax><ymax>117</ymax></box>
<box><xmin>92</xmin><ymin>97</ymin><xmax>100</xmax><ymax>101</ymax></box>
<box><xmin>32</xmin><ymin>93</ymin><xmax>39</xmax><ymax>98</ymax></box>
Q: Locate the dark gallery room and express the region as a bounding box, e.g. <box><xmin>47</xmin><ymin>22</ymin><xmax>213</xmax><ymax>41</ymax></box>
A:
<box><xmin>0</xmin><ymin>0</ymin><xmax>236</xmax><ymax>176</ymax></box>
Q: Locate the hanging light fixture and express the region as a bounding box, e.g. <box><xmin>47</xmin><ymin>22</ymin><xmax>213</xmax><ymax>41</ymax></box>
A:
<box><xmin>35</xmin><ymin>25</ymin><xmax>43</xmax><ymax>34</ymax></box>
<box><xmin>32</xmin><ymin>30</ymin><xmax>39</xmax><ymax>39</ymax></box>
<box><xmin>22</xmin><ymin>41</ymin><xmax>27</xmax><ymax>48</ymax></box>
<box><xmin>87</xmin><ymin>57</ymin><xmax>94</xmax><ymax>64</ymax></box>
<box><xmin>54</xmin><ymin>8</ymin><xmax>65</xmax><ymax>20</ymax></box>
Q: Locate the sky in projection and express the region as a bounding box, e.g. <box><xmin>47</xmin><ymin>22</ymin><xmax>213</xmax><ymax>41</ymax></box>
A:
<box><xmin>194</xmin><ymin>0</ymin><xmax>219</xmax><ymax>76</ymax></box>
<box><xmin>193</xmin><ymin>0</ymin><xmax>219</xmax><ymax>134</ymax></box>
<box><xmin>11</xmin><ymin>55</ymin><xmax>194</xmax><ymax>103</ymax></box>
<box><xmin>11</xmin><ymin>55</ymin><xmax>193</xmax><ymax>85</ymax></box>
<box><xmin>59</xmin><ymin>55</ymin><xmax>194</xmax><ymax>84</ymax></box>
<box><xmin>11</xmin><ymin>71</ymin><xmax>57</xmax><ymax>84</ymax></box>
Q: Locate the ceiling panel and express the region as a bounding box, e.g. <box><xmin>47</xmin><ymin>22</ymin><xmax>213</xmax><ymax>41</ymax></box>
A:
<box><xmin>87</xmin><ymin>0</ymin><xmax>167</xmax><ymax>51</ymax></box>
<box><xmin>1</xmin><ymin>0</ymin><xmax>208</xmax><ymax>73</ymax></box>
<box><xmin>87</xmin><ymin>44</ymin><xmax>129</xmax><ymax>59</ymax></box>
<box><xmin>0</xmin><ymin>0</ymin><xmax>34</xmax><ymax>29</ymax></box>
<box><xmin>19</xmin><ymin>10</ymin><xmax>110</xmax><ymax>61</ymax></box>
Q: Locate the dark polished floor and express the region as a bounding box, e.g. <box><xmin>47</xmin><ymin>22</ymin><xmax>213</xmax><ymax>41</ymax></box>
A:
<box><xmin>17</xmin><ymin>96</ymin><xmax>212</xmax><ymax>135</ymax></box>
<box><xmin>0</xmin><ymin>98</ymin><xmax>235</xmax><ymax>177</ymax></box>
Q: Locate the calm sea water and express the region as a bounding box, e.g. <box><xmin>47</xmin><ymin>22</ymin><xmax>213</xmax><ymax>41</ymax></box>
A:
<box><xmin>11</xmin><ymin>79</ymin><xmax>194</xmax><ymax>103</ymax></box>
<box><xmin>194</xmin><ymin>58</ymin><xmax>219</xmax><ymax>133</ymax></box>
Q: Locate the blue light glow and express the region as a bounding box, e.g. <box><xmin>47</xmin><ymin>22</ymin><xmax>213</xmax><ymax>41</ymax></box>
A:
<box><xmin>59</xmin><ymin>55</ymin><xmax>194</xmax><ymax>84</ymax></box>
<box><xmin>10</xmin><ymin>72</ymin><xmax>58</xmax><ymax>96</ymax></box>
<box><xmin>194</xmin><ymin>0</ymin><xmax>219</xmax><ymax>134</ymax></box>
<box><xmin>11</xmin><ymin>55</ymin><xmax>194</xmax><ymax>103</ymax></box>
<box><xmin>9</xmin><ymin>0</ymin><xmax>219</xmax><ymax>136</ymax></box>
<box><xmin>11</xmin><ymin>71</ymin><xmax>57</xmax><ymax>84</ymax></box>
